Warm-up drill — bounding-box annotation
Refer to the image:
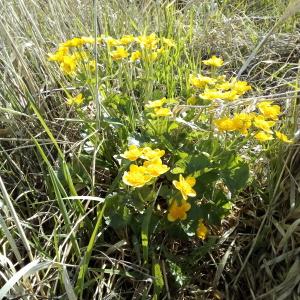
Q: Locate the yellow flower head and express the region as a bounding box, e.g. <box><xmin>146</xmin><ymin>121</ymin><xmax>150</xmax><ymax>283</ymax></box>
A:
<box><xmin>145</xmin><ymin>98</ymin><xmax>166</xmax><ymax>108</ymax></box>
<box><xmin>221</xmin><ymin>90</ymin><xmax>239</xmax><ymax>101</ymax></box>
<box><xmin>232</xmin><ymin>113</ymin><xmax>254</xmax><ymax>134</ymax></box>
<box><xmin>173</xmin><ymin>174</ymin><xmax>196</xmax><ymax>200</ymax></box>
<box><xmin>60</xmin><ymin>56</ymin><xmax>77</xmax><ymax>75</ymax></box>
<box><xmin>154</xmin><ymin>107</ymin><xmax>172</xmax><ymax>117</ymax></box>
<box><xmin>257</xmin><ymin>102</ymin><xmax>281</xmax><ymax>120</ymax></box>
<box><xmin>136</xmin><ymin>33</ymin><xmax>158</xmax><ymax>49</ymax></box>
<box><xmin>202</xmin><ymin>55</ymin><xmax>224</xmax><ymax>68</ymax></box>
<box><xmin>231</xmin><ymin>80</ymin><xmax>252</xmax><ymax>95</ymax></box>
<box><xmin>110</xmin><ymin>47</ymin><xmax>129</xmax><ymax>61</ymax></box>
<box><xmin>66</xmin><ymin>93</ymin><xmax>84</xmax><ymax>106</ymax></box>
<box><xmin>275</xmin><ymin>131</ymin><xmax>293</xmax><ymax>144</ymax></box>
<box><xmin>143</xmin><ymin>158</ymin><xmax>170</xmax><ymax>177</ymax></box>
<box><xmin>122</xmin><ymin>165</ymin><xmax>152</xmax><ymax>187</ymax></box>
<box><xmin>196</xmin><ymin>221</ymin><xmax>208</xmax><ymax>240</ymax></box>
<box><xmin>120</xmin><ymin>145</ymin><xmax>143</xmax><ymax>161</ymax></box>
<box><xmin>48</xmin><ymin>46</ymin><xmax>69</xmax><ymax>62</ymax></box>
<box><xmin>105</xmin><ymin>37</ymin><xmax>121</xmax><ymax>47</ymax></box>
<box><xmin>141</xmin><ymin>147</ymin><xmax>165</xmax><ymax>161</ymax></box>
<box><xmin>200</xmin><ymin>88</ymin><xmax>223</xmax><ymax>101</ymax></box>
<box><xmin>216</xmin><ymin>81</ymin><xmax>232</xmax><ymax>91</ymax></box>
<box><xmin>189</xmin><ymin>74</ymin><xmax>217</xmax><ymax>89</ymax></box>
<box><xmin>62</xmin><ymin>37</ymin><xmax>85</xmax><ymax>47</ymax></box>
<box><xmin>254</xmin><ymin>131</ymin><xmax>274</xmax><ymax>142</ymax></box>
<box><xmin>214</xmin><ymin>117</ymin><xmax>236</xmax><ymax>132</ymax></box>
<box><xmin>120</xmin><ymin>35</ymin><xmax>135</xmax><ymax>45</ymax></box>
<box><xmin>167</xmin><ymin>200</ymin><xmax>191</xmax><ymax>222</ymax></box>
<box><xmin>130</xmin><ymin>50</ymin><xmax>142</xmax><ymax>62</ymax></box>
<box><xmin>254</xmin><ymin>115</ymin><xmax>275</xmax><ymax>133</ymax></box>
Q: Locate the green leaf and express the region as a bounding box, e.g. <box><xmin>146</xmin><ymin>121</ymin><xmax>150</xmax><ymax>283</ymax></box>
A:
<box><xmin>167</xmin><ymin>259</ymin><xmax>188</xmax><ymax>287</ymax></box>
<box><xmin>152</xmin><ymin>259</ymin><xmax>164</xmax><ymax>299</ymax></box>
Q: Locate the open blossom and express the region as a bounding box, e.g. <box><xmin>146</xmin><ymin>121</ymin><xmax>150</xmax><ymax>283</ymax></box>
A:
<box><xmin>167</xmin><ymin>200</ymin><xmax>191</xmax><ymax>222</ymax></box>
<box><xmin>254</xmin><ymin>131</ymin><xmax>274</xmax><ymax>142</ymax></box>
<box><xmin>145</xmin><ymin>98</ymin><xmax>166</xmax><ymax>108</ymax></box>
<box><xmin>196</xmin><ymin>221</ymin><xmax>208</xmax><ymax>240</ymax></box>
<box><xmin>214</xmin><ymin>117</ymin><xmax>237</xmax><ymax>132</ymax></box>
<box><xmin>254</xmin><ymin>116</ymin><xmax>275</xmax><ymax>133</ymax></box>
<box><xmin>121</xmin><ymin>145</ymin><xmax>143</xmax><ymax>161</ymax></box>
<box><xmin>232</xmin><ymin>113</ymin><xmax>254</xmax><ymax>134</ymax></box>
<box><xmin>130</xmin><ymin>50</ymin><xmax>142</xmax><ymax>62</ymax></box>
<box><xmin>60</xmin><ymin>56</ymin><xmax>77</xmax><ymax>75</ymax></box>
<box><xmin>154</xmin><ymin>107</ymin><xmax>172</xmax><ymax>117</ymax></box>
<box><xmin>119</xmin><ymin>35</ymin><xmax>135</xmax><ymax>45</ymax></box>
<box><xmin>143</xmin><ymin>158</ymin><xmax>170</xmax><ymax>177</ymax></box>
<box><xmin>141</xmin><ymin>147</ymin><xmax>165</xmax><ymax>161</ymax></box>
<box><xmin>275</xmin><ymin>131</ymin><xmax>293</xmax><ymax>143</ymax></box>
<box><xmin>66</xmin><ymin>93</ymin><xmax>84</xmax><ymax>106</ymax></box>
<box><xmin>173</xmin><ymin>174</ymin><xmax>196</xmax><ymax>200</ymax></box>
<box><xmin>257</xmin><ymin>102</ymin><xmax>281</xmax><ymax>120</ymax></box>
<box><xmin>202</xmin><ymin>55</ymin><xmax>224</xmax><ymax>67</ymax></box>
<box><xmin>122</xmin><ymin>165</ymin><xmax>152</xmax><ymax>187</ymax></box>
<box><xmin>189</xmin><ymin>74</ymin><xmax>217</xmax><ymax>89</ymax></box>
<box><xmin>231</xmin><ymin>80</ymin><xmax>252</xmax><ymax>95</ymax></box>
<box><xmin>136</xmin><ymin>33</ymin><xmax>158</xmax><ymax>49</ymax></box>
<box><xmin>110</xmin><ymin>47</ymin><xmax>129</xmax><ymax>60</ymax></box>
<box><xmin>48</xmin><ymin>46</ymin><xmax>69</xmax><ymax>62</ymax></box>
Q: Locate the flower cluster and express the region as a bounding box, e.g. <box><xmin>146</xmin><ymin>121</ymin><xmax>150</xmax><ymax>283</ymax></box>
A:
<box><xmin>121</xmin><ymin>145</ymin><xmax>169</xmax><ymax>187</ymax></box>
<box><xmin>214</xmin><ymin>101</ymin><xmax>293</xmax><ymax>143</ymax></box>
<box><xmin>48</xmin><ymin>33</ymin><xmax>176</xmax><ymax>75</ymax></box>
<box><xmin>145</xmin><ymin>98</ymin><xmax>173</xmax><ymax>117</ymax></box>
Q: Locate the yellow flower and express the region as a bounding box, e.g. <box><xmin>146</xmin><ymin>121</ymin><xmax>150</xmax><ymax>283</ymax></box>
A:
<box><xmin>105</xmin><ymin>37</ymin><xmax>121</xmax><ymax>47</ymax></box>
<box><xmin>154</xmin><ymin>107</ymin><xmax>172</xmax><ymax>117</ymax></box>
<box><xmin>81</xmin><ymin>36</ymin><xmax>95</xmax><ymax>44</ymax></box>
<box><xmin>122</xmin><ymin>165</ymin><xmax>152</xmax><ymax>187</ymax></box>
<box><xmin>161</xmin><ymin>38</ymin><xmax>176</xmax><ymax>48</ymax></box>
<box><xmin>257</xmin><ymin>102</ymin><xmax>281</xmax><ymax>120</ymax></box>
<box><xmin>232</xmin><ymin>113</ymin><xmax>253</xmax><ymax>134</ymax></box>
<box><xmin>216</xmin><ymin>81</ymin><xmax>232</xmax><ymax>91</ymax></box>
<box><xmin>130</xmin><ymin>50</ymin><xmax>142</xmax><ymax>62</ymax></box>
<box><xmin>189</xmin><ymin>74</ymin><xmax>217</xmax><ymax>89</ymax></box>
<box><xmin>254</xmin><ymin>115</ymin><xmax>275</xmax><ymax>133</ymax></box>
<box><xmin>196</xmin><ymin>221</ymin><xmax>208</xmax><ymax>240</ymax></box>
<box><xmin>110</xmin><ymin>47</ymin><xmax>129</xmax><ymax>60</ymax></box>
<box><xmin>200</xmin><ymin>88</ymin><xmax>224</xmax><ymax>101</ymax></box>
<box><xmin>231</xmin><ymin>80</ymin><xmax>252</xmax><ymax>95</ymax></box>
<box><xmin>141</xmin><ymin>147</ymin><xmax>165</xmax><ymax>161</ymax></box>
<box><xmin>120</xmin><ymin>35</ymin><xmax>135</xmax><ymax>45</ymax></box>
<box><xmin>214</xmin><ymin>117</ymin><xmax>236</xmax><ymax>132</ymax></box>
<box><xmin>60</xmin><ymin>56</ymin><xmax>77</xmax><ymax>75</ymax></box>
<box><xmin>275</xmin><ymin>131</ymin><xmax>293</xmax><ymax>143</ymax></box>
<box><xmin>145</xmin><ymin>98</ymin><xmax>166</xmax><ymax>108</ymax></box>
<box><xmin>62</xmin><ymin>37</ymin><xmax>86</xmax><ymax>47</ymax></box>
<box><xmin>254</xmin><ymin>131</ymin><xmax>274</xmax><ymax>142</ymax></box>
<box><xmin>167</xmin><ymin>200</ymin><xmax>191</xmax><ymax>222</ymax></box>
<box><xmin>173</xmin><ymin>174</ymin><xmax>196</xmax><ymax>200</ymax></box>
<box><xmin>143</xmin><ymin>158</ymin><xmax>170</xmax><ymax>177</ymax></box>
<box><xmin>202</xmin><ymin>55</ymin><xmax>224</xmax><ymax>67</ymax></box>
<box><xmin>136</xmin><ymin>33</ymin><xmax>158</xmax><ymax>49</ymax></box>
<box><xmin>120</xmin><ymin>145</ymin><xmax>143</xmax><ymax>161</ymax></box>
<box><xmin>48</xmin><ymin>46</ymin><xmax>69</xmax><ymax>62</ymax></box>
<box><xmin>66</xmin><ymin>93</ymin><xmax>84</xmax><ymax>106</ymax></box>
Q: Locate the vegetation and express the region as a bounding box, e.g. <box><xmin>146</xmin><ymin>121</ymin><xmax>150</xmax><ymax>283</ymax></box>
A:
<box><xmin>0</xmin><ymin>0</ymin><xmax>299</xmax><ymax>299</ymax></box>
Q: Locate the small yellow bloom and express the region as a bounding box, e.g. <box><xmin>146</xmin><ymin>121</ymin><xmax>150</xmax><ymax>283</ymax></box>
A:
<box><xmin>143</xmin><ymin>158</ymin><xmax>170</xmax><ymax>177</ymax></box>
<box><xmin>141</xmin><ymin>147</ymin><xmax>165</xmax><ymax>161</ymax></box>
<box><xmin>216</xmin><ymin>81</ymin><xmax>232</xmax><ymax>91</ymax></box>
<box><xmin>254</xmin><ymin>115</ymin><xmax>275</xmax><ymax>133</ymax></box>
<box><xmin>254</xmin><ymin>131</ymin><xmax>274</xmax><ymax>142</ymax></box>
<box><xmin>145</xmin><ymin>98</ymin><xmax>166</xmax><ymax>108</ymax></box>
<box><xmin>257</xmin><ymin>102</ymin><xmax>281</xmax><ymax>120</ymax></box>
<box><xmin>66</xmin><ymin>93</ymin><xmax>84</xmax><ymax>106</ymax></box>
<box><xmin>202</xmin><ymin>55</ymin><xmax>224</xmax><ymax>68</ymax></box>
<box><xmin>48</xmin><ymin>46</ymin><xmax>69</xmax><ymax>62</ymax></box>
<box><xmin>110</xmin><ymin>47</ymin><xmax>129</xmax><ymax>60</ymax></box>
<box><xmin>130</xmin><ymin>50</ymin><xmax>142</xmax><ymax>62</ymax></box>
<box><xmin>200</xmin><ymin>88</ymin><xmax>223</xmax><ymax>101</ymax></box>
<box><xmin>105</xmin><ymin>37</ymin><xmax>121</xmax><ymax>47</ymax></box>
<box><xmin>120</xmin><ymin>145</ymin><xmax>143</xmax><ymax>161</ymax></box>
<box><xmin>167</xmin><ymin>200</ymin><xmax>191</xmax><ymax>222</ymax></box>
<box><xmin>232</xmin><ymin>113</ymin><xmax>253</xmax><ymax>134</ymax></box>
<box><xmin>189</xmin><ymin>74</ymin><xmax>217</xmax><ymax>89</ymax></box>
<box><xmin>81</xmin><ymin>36</ymin><xmax>95</xmax><ymax>44</ymax></box>
<box><xmin>275</xmin><ymin>131</ymin><xmax>293</xmax><ymax>143</ymax></box>
<box><xmin>214</xmin><ymin>117</ymin><xmax>236</xmax><ymax>132</ymax></box>
<box><xmin>196</xmin><ymin>221</ymin><xmax>208</xmax><ymax>240</ymax></box>
<box><xmin>173</xmin><ymin>174</ymin><xmax>196</xmax><ymax>200</ymax></box>
<box><xmin>62</xmin><ymin>37</ymin><xmax>85</xmax><ymax>47</ymax></box>
<box><xmin>231</xmin><ymin>80</ymin><xmax>252</xmax><ymax>95</ymax></box>
<box><xmin>60</xmin><ymin>56</ymin><xmax>77</xmax><ymax>75</ymax></box>
<box><xmin>221</xmin><ymin>90</ymin><xmax>239</xmax><ymax>101</ymax></box>
<box><xmin>136</xmin><ymin>33</ymin><xmax>158</xmax><ymax>50</ymax></box>
<box><xmin>122</xmin><ymin>165</ymin><xmax>152</xmax><ymax>187</ymax></box>
<box><xmin>120</xmin><ymin>35</ymin><xmax>135</xmax><ymax>45</ymax></box>
<box><xmin>154</xmin><ymin>107</ymin><xmax>172</xmax><ymax>117</ymax></box>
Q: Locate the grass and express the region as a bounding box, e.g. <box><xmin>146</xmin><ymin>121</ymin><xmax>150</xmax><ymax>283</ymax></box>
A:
<box><xmin>0</xmin><ymin>0</ymin><xmax>299</xmax><ymax>299</ymax></box>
